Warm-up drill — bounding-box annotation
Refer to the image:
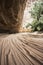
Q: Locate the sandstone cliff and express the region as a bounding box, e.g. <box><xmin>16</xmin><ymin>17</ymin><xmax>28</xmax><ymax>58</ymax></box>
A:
<box><xmin>0</xmin><ymin>0</ymin><xmax>27</xmax><ymax>33</ymax></box>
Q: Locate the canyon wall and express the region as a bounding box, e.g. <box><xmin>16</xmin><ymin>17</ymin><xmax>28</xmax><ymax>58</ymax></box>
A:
<box><xmin>0</xmin><ymin>0</ymin><xmax>27</xmax><ymax>33</ymax></box>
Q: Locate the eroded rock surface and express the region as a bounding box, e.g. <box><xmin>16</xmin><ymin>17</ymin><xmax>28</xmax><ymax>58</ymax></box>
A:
<box><xmin>0</xmin><ymin>0</ymin><xmax>27</xmax><ymax>33</ymax></box>
<box><xmin>0</xmin><ymin>33</ymin><xmax>43</xmax><ymax>65</ymax></box>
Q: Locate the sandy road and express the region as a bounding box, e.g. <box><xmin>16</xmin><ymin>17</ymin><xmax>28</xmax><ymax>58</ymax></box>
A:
<box><xmin>0</xmin><ymin>33</ymin><xmax>43</xmax><ymax>65</ymax></box>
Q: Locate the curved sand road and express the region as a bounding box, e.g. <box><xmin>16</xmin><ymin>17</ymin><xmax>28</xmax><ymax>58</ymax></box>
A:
<box><xmin>0</xmin><ymin>33</ymin><xmax>43</xmax><ymax>65</ymax></box>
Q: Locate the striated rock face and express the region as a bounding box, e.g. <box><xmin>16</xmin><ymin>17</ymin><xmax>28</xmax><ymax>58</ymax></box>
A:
<box><xmin>0</xmin><ymin>33</ymin><xmax>43</xmax><ymax>65</ymax></box>
<box><xmin>0</xmin><ymin>0</ymin><xmax>27</xmax><ymax>33</ymax></box>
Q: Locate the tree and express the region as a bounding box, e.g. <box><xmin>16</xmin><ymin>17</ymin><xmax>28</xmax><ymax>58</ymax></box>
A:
<box><xmin>26</xmin><ymin>0</ymin><xmax>43</xmax><ymax>31</ymax></box>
